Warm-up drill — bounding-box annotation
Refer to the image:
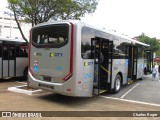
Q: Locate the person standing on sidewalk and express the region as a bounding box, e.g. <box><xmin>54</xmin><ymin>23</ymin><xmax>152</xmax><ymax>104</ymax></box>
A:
<box><xmin>152</xmin><ymin>65</ymin><xmax>157</xmax><ymax>81</ymax></box>
<box><xmin>158</xmin><ymin>64</ymin><xmax>160</xmax><ymax>80</ymax></box>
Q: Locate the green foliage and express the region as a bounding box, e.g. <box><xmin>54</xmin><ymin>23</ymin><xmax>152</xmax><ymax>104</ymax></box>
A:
<box><xmin>7</xmin><ymin>0</ymin><xmax>98</xmax><ymax>41</ymax></box>
<box><xmin>137</xmin><ymin>33</ymin><xmax>160</xmax><ymax>52</ymax></box>
<box><xmin>8</xmin><ymin>0</ymin><xmax>18</xmax><ymax>4</ymax></box>
<box><xmin>156</xmin><ymin>49</ymin><xmax>160</xmax><ymax>56</ymax></box>
<box><xmin>8</xmin><ymin>0</ymin><xmax>98</xmax><ymax>26</ymax></box>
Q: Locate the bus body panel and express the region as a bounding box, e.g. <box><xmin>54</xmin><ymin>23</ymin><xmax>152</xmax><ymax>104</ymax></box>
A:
<box><xmin>0</xmin><ymin>58</ymin><xmax>2</xmax><ymax>78</ymax></box>
<box><xmin>30</xmin><ymin>43</ymin><xmax>70</xmax><ymax>83</ymax></box>
<box><xmin>137</xmin><ymin>59</ymin><xmax>144</xmax><ymax>79</ymax></box>
<box><xmin>9</xmin><ymin>60</ymin><xmax>14</xmax><ymax>76</ymax></box>
<box><xmin>82</xmin><ymin>59</ymin><xmax>94</xmax><ymax>96</ymax></box>
<box><xmin>29</xmin><ymin>23</ymin><xmax>71</xmax><ymax>84</ymax></box>
<box><xmin>3</xmin><ymin>60</ymin><xmax>8</xmax><ymax>77</ymax></box>
<box><xmin>112</xmin><ymin>59</ymin><xmax>126</xmax><ymax>86</ymax></box>
<box><xmin>16</xmin><ymin>58</ymin><xmax>28</xmax><ymax>77</ymax></box>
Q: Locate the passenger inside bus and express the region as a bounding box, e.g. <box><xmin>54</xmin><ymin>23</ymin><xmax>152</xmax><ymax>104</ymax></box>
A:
<box><xmin>3</xmin><ymin>47</ymin><xmax>8</xmax><ymax>57</ymax></box>
<box><xmin>23</xmin><ymin>49</ymin><xmax>28</xmax><ymax>57</ymax></box>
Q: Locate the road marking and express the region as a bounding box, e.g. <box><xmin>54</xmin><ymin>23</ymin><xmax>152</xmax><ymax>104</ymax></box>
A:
<box><xmin>15</xmin><ymin>81</ymin><xmax>27</xmax><ymax>84</ymax></box>
<box><xmin>101</xmin><ymin>96</ymin><xmax>160</xmax><ymax>107</ymax></box>
<box><xmin>139</xmin><ymin>83</ymin><xmax>146</xmax><ymax>86</ymax></box>
<box><xmin>120</xmin><ymin>83</ymin><xmax>140</xmax><ymax>99</ymax></box>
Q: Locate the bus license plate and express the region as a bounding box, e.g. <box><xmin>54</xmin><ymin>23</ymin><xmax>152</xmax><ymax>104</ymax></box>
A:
<box><xmin>39</xmin><ymin>83</ymin><xmax>54</xmax><ymax>89</ymax></box>
<box><xmin>43</xmin><ymin>76</ymin><xmax>51</xmax><ymax>82</ymax></box>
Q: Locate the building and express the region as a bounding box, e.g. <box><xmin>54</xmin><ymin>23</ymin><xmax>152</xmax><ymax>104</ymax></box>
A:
<box><xmin>0</xmin><ymin>14</ymin><xmax>31</xmax><ymax>41</ymax></box>
<box><xmin>157</xmin><ymin>39</ymin><xmax>160</xmax><ymax>43</ymax></box>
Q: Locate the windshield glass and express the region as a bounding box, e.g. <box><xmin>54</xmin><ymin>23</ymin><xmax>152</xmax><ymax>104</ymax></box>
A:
<box><xmin>32</xmin><ymin>24</ymin><xmax>69</xmax><ymax>48</ymax></box>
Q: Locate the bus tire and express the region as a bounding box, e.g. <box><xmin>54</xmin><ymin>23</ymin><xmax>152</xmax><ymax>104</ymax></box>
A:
<box><xmin>112</xmin><ymin>74</ymin><xmax>121</xmax><ymax>94</ymax></box>
<box><xmin>23</xmin><ymin>67</ymin><xmax>28</xmax><ymax>81</ymax></box>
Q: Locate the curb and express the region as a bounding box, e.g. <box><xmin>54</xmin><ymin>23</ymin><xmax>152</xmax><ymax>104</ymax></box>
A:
<box><xmin>8</xmin><ymin>85</ymin><xmax>43</xmax><ymax>95</ymax></box>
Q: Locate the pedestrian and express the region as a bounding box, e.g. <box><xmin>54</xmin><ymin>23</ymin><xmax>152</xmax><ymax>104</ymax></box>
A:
<box><xmin>152</xmin><ymin>65</ymin><xmax>157</xmax><ymax>81</ymax></box>
<box><xmin>144</xmin><ymin>66</ymin><xmax>147</xmax><ymax>75</ymax></box>
<box><xmin>158</xmin><ymin>64</ymin><xmax>160</xmax><ymax>80</ymax></box>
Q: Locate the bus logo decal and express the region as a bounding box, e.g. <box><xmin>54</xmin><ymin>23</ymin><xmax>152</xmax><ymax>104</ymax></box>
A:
<box><xmin>125</xmin><ymin>60</ymin><xmax>128</xmax><ymax>65</ymax></box>
<box><xmin>33</xmin><ymin>66</ymin><xmax>38</xmax><ymax>72</ymax></box>
<box><xmin>140</xmin><ymin>64</ymin><xmax>143</xmax><ymax>69</ymax></box>
<box><xmin>55</xmin><ymin>66</ymin><xmax>63</xmax><ymax>71</ymax></box>
<box><xmin>50</xmin><ymin>53</ymin><xmax>63</xmax><ymax>57</ymax></box>
<box><xmin>34</xmin><ymin>52</ymin><xmax>42</xmax><ymax>56</ymax></box>
<box><xmin>84</xmin><ymin>73</ymin><xmax>92</xmax><ymax>79</ymax></box>
<box><xmin>33</xmin><ymin>61</ymin><xmax>38</xmax><ymax>72</ymax></box>
<box><xmin>84</xmin><ymin>62</ymin><xmax>93</xmax><ymax>66</ymax></box>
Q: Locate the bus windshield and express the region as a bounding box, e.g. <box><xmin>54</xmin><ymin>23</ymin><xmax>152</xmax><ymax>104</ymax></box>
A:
<box><xmin>32</xmin><ymin>24</ymin><xmax>69</xmax><ymax>48</ymax></box>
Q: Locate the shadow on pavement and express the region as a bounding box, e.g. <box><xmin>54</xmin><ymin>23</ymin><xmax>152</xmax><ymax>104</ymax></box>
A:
<box><xmin>0</xmin><ymin>77</ymin><xmax>26</xmax><ymax>83</ymax></box>
<box><xmin>36</xmin><ymin>93</ymin><xmax>101</xmax><ymax>106</ymax></box>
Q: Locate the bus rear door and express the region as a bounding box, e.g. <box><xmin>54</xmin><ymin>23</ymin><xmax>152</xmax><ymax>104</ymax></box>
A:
<box><xmin>2</xmin><ymin>43</ymin><xmax>16</xmax><ymax>78</ymax></box>
<box><xmin>91</xmin><ymin>37</ymin><xmax>113</xmax><ymax>95</ymax></box>
<box><xmin>127</xmin><ymin>46</ymin><xmax>138</xmax><ymax>83</ymax></box>
<box><xmin>144</xmin><ymin>50</ymin><xmax>153</xmax><ymax>75</ymax></box>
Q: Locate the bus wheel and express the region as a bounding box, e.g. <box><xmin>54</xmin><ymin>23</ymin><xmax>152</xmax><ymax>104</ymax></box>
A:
<box><xmin>113</xmin><ymin>74</ymin><xmax>121</xmax><ymax>94</ymax></box>
<box><xmin>23</xmin><ymin>67</ymin><xmax>28</xmax><ymax>81</ymax></box>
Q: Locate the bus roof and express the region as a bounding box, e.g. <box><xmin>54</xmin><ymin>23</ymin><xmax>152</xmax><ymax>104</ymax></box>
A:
<box><xmin>33</xmin><ymin>20</ymin><xmax>150</xmax><ymax>47</ymax></box>
<box><xmin>106</xmin><ymin>30</ymin><xmax>150</xmax><ymax>47</ymax></box>
<box><xmin>0</xmin><ymin>38</ymin><xmax>26</xmax><ymax>43</ymax></box>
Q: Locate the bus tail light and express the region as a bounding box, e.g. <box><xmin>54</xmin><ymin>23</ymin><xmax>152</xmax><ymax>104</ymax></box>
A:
<box><xmin>63</xmin><ymin>73</ymin><xmax>72</xmax><ymax>81</ymax></box>
<box><xmin>62</xmin><ymin>22</ymin><xmax>74</xmax><ymax>81</ymax></box>
<box><xmin>67</xmin><ymin>88</ymin><xmax>71</xmax><ymax>92</ymax></box>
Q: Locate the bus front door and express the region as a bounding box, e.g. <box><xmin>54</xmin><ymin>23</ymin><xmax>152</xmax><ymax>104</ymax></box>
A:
<box><xmin>127</xmin><ymin>46</ymin><xmax>138</xmax><ymax>83</ymax></box>
<box><xmin>91</xmin><ymin>37</ymin><xmax>113</xmax><ymax>95</ymax></box>
<box><xmin>144</xmin><ymin>50</ymin><xmax>153</xmax><ymax>75</ymax></box>
<box><xmin>2</xmin><ymin>44</ymin><xmax>16</xmax><ymax>78</ymax></box>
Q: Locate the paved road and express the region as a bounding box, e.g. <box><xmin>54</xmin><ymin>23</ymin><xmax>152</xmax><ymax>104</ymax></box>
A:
<box><xmin>102</xmin><ymin>75</ymin><xmax>160</xmax><ymax>105</ymax></box>
<box><xmin>0</xmin><ymin>76</ymin><xmax>160</xmax><ymax>120</ymax></box>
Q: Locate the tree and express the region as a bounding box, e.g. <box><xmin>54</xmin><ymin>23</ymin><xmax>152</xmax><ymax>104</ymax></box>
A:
<box><xmin>137</xmin><ymin>33</ymin><xmax>160</xmax><ymax>52</ymax></box>
<box><xmin>7</xmin><ymin>0</ymin><xmax>98</xmax><ymax>42</ymax></box>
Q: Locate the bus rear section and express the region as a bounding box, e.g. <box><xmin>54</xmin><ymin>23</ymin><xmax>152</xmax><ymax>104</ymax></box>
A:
<box><xmin>28</xmin><ymin>22</ymin><xmax>78</xmax><ymax>96</ymax></box>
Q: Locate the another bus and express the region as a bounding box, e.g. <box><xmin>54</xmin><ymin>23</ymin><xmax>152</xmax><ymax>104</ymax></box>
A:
<box><xmin>0</xmin><ymin>38</ymin><xmax>28</xmax><ymax>80</ymax></box>
<box><xmin>28</xmin><ymin>20</ymin><xmax>152</xmax><ymax>97</ymax></box>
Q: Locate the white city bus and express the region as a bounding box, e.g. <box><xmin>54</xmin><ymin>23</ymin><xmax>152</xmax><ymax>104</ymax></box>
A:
<box><xmin>0</xmin><ymin>38</ymin><xmax>28</xmax><ymax>80</ymax></box>
<box><xmin>28</xmin><ymin>20</ymin><xmax>152</xmax><ymax>97</ymax></box>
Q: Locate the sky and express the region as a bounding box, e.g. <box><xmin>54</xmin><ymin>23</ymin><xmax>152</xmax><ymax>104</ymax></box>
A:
<box><xmin>0</xmin><ymin>0</ymin><xmax>8</xmax><ymax>13</ymax></box>
<box><xmin>0</xmin><ymin>0</ymin><xmax>160</xmax><ymax>38</ymax></box>
<box><xmin>81</xmin><ymin>0</ymin><xmax>160</xmax><ymax>38</ymax></box>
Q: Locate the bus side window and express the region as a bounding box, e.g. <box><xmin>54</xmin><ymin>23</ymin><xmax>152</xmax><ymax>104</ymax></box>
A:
<box><xmin>19</xmin><ymin>48</ymin><xmax>23</xmax><ymax>56</ymax></box>
<box><xmin>16</xmin><ymin>46</ymin><xmax>20</xmax><ymax>57</ymax></box>
<box><xmin>3</xmin><ymin>46</ymin><xmax>8</xmax><ymax>59</ymax></box>
<box><xmin>0</xmin><ymin>44</ymin><xmax>2</xmax><ymax>57</ymax></box>
<box><xmin>23</xmin><ymin>49</ymin><xmax>28</xmax><ymax>57</ymax></box>
<box><xmin>20</xmin><ymin>45</ymin><xmax>28</xmax><ymax>57</ymax></box>
<box><xmin>16</xmin><ymin>45</ymin><xmax>28</xmax><ymax>57</ymax></box>
<box><xmin>9</xmin><ymin>46</ymin><xmax>15</xmax><ymax>59</ymax></box>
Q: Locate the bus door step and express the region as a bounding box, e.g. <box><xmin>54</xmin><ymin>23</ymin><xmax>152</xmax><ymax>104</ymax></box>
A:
<box><xmin>93</xmin><ymin>88</ymin><xmax>99</xmax><ymax>95</ymax></box>
<box><xmin>3</xmin><ymin>77</ymin><xmax>12</xmax><ymax>79</ymax></box>
<box><xmin>93</xmin><ymin>88</ymin><xmax>107</xmax><ymax>95</ymax></box>
<box><xmin>93</xmin><ymin>82</ymin><xmax>98</xmax><ymax>86</ymax></box>
<box><xmin>99</xmin><ymin>89</ymin><xmax>107</xmax><ymax>94</ymax></box>
<box><xmin>128</xmin><ymin>80</ymin><xmax>133</xmax><ymax>84</ymax></box>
